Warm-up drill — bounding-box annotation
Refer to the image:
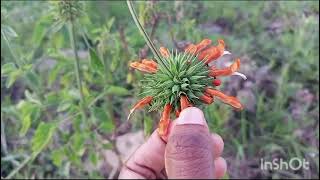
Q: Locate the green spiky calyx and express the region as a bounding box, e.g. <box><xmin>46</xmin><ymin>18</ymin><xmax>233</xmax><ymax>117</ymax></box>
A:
<box><xmin>141</xmin><ymin>51</ymin><xmax>213</xmax><ymax>112</ymax></box>
<box><xmin>51</xmin><ymin>1</ymin><xmax>84</xmax><ymax>22</ymax></box>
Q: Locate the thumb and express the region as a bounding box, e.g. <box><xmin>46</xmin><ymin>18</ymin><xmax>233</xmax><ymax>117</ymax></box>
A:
<box><xmin>165</xmin><ymin>107</ymin><xmax>214</xmax><ymax>179</ymax></box>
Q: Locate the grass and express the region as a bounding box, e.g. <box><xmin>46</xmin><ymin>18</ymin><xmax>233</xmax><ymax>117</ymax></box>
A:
<box><xmin>1</xmin><ymin>1</ymin><xmax>319</xmax><ymax>179</ymax></box>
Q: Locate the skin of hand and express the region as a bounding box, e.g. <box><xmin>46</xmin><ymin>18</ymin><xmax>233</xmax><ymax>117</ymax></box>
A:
<box><xmin>118</xmin><ymin>107</ymin><xmax>227</xmax><ymax>179</ymax></box>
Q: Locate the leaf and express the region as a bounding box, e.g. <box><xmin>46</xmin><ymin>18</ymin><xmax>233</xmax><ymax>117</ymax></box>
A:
<box><xmin>25</xmin><ymin>90</ymin><xmax>42</xmax><ymax>106</ymax></box>
<box><xmin>6</xmin><ymin>69</ymin><xmax>23</xmax><ymax>88</ymax></box>
<box><xmin>2</xmin><ymin>25</ymin><xmax>18</xmax><ymax>38</ymax></box>
<box><xmin>51</xmin><ymin>147</ymin><xmax>65</xmax><ymax>167</ymax></box>
<box><xmin>89</xmin><ymin>48</ymin><xmax>104</xmax><ymax>74</ymax></box>
<box><xmin>1</xmin><ymin>63</ymin><xmax>16</xmax><ymax>75</ymax></box>
<box><xmin>71</xmin><ymin>133</ymin><xmax>86</xmax><ymax>156</ymax></box>
<box><xmin>31</xmin><ymin>122</ymin><xmax>56</xmax><ymax>157</ymax></box>
<box><xmin>25</xmin><ymin>70</ymin><xmax>41</xmax><ymax>90</ymax></box>
<box><xmin>20</xmin><ymin>115</ymin><xmax>31</xmax><ymax>137</ymax></box>
<box><xmin>105</xmin><ymin>85</ymin><xmax>129</xmax><ymax>96</ymax></box>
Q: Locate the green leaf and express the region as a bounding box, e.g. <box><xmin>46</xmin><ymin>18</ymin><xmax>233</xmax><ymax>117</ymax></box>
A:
<box><xmin>105</xmin><ymin>85</ymin><xmax>129</xmax><ymax>96</ymax></box>
<box><xmin>89</xmin><ymin>148</ymin><xmax>98</xmax><ymax>165</ymax></box>
<box><xmin>6</xmin><ymin>69</ymin><xmax>23</xmax><ymax>88</ymax></box>
<box><xmin>25</xmin><ymin>70</ymin><xmax>41</xmax><ymax>90</ymax></box>
<box><xmin>20</xmin><ymin>115</ymin><xmax>31</xmax><ymax>137</ymax></box>
<box><xmin>31</xmin><ymin>122</ymin><xmax>56</xmax><ymax>157</ymax></box>
<box><xmin>2</xmin><ymin>25</ymin><xmax>18</xmax><ymax>38</ymax></box>
<box><xmin>17</xmin><ymin>100</ymin><xmax>41</xmax><ymax>136</ymax></box>
<box><xmin>1</xmin><ymin>63</ymin><xmax>16</xmax><ymax>75</ymax></box>
<box><xmin>51</xmin><ymin>147</ymin><xmax>65</xmax><ymax>167</ymax></box>
<box><xmin>89</xmin><ymin>48</ymin><xmax>104</xmax><ymax>73</ymax></box>
<box><xmin>99</xmin><ymin>121</ymin><xmax>115</xmax><ymax>134</ymax></box>
<box><xmin>25</xmin><ymin>90</ymin><xmax>42</xmax><ymax>105</ymax></box>
<box><xmin>71</xmin><ymin>133</ymin><xmax>86</xmax><ymax>156</ymax></box>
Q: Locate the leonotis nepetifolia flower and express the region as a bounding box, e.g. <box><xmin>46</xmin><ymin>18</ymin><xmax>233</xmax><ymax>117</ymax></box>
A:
<box><xmin>128</xmin><ymin>38</ymin><xmax>246</xmax><ymax>141</ymax></box>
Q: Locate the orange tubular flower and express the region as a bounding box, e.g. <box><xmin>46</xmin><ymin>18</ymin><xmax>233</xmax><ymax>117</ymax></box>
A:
<box><xmin>198</xmin><ymin>39</ymin><xmax>225</xmax><ymax>64</ymax></box>
<box><xmin>141</xmin><ymin>59</ymin><xmax>158</xmax><ymax>69</ymax></box>
<box><xmin>194</xmin><ymin>39</ymin><xmax>212</xmax><ymax>53</ymax></box>
<box><xmin>129</xmin><ymin>37</ymin><xmax>246</xmax><ymax>140</ymax></box>
<box><xmin>160</xmin><ymin>47</ymin><xmax>170</xmax><ymax>58</ymax></box>
<box><xmin>158</xmin><ymin>104</ymin><xmax>172</xmax><ymax>138</ymax></box>
<box><xmin>185</xmin><ymin>44</ymin><xmax>197</xmax><ymax>54</ymax></box>
<box><xmin>127</xmin><ymin>96</ymin><xmax>153</xmax><ymax>120</ymax></box>
<box><xmin>180</xmin><ymin>95</ymin><xmax>192</xmax><ymax>110</ymax></box>
<box><xmin>209</xmin><ymin>59</ymin><xmax>240</xmax><ymax>77</ymax></box>
<box><xmin>200</xmin><ymin>93</ymin><xmax>214</xmax><ymax>104</ymax></box>
<box><xmin>130</xmin><ymin>61</ymin><xmax>157</xmax><ymax>73</ymax></box>
<box><xmin>205</xmin><ymin>88</ymin><xmax>243</xmax><ymax>110</ymax></box>
<box><xmin>175</xmin><ymin>109</ymin><xmax>181</xmax><ymax>117</ymax></box>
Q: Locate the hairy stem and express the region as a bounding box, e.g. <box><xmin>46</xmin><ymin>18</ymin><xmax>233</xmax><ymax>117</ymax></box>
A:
<box><xmin>126</xmin><ymin>0</ymin><xmax>171</xmax><ymax>73</ymax></box>
<box><xmin>68</xmin><ymin>22</ymin><xmax>87</xmax><ymax>120</ymax></box>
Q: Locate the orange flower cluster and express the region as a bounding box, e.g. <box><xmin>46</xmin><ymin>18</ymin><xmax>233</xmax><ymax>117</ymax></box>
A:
<box><xmin>129</xmin><ymin>38</ymin><xmax>246</xmax><ymax>140</ymax></box>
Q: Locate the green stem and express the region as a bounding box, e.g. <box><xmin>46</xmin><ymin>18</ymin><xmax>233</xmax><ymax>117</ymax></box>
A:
<box><xmin>67</xmin><ymin>22</ymin><xmax>87</xmax><ymax>120</ymax></box>
<box><xmin>126</xmin><ymin>0</ymin><xmax>171</xmax><ymax>72</ymax></box>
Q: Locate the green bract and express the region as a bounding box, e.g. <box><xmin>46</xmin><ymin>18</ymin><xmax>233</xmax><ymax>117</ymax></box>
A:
<box><xmin>141</xmin><ymin>51</ymin><xmax>213</xmax><ymax>111</ymax></box>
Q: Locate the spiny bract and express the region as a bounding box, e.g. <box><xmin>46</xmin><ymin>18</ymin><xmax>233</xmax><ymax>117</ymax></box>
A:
<box><xmin>141</xmin><ymin>50</ymin><xmax>213</xmax><ymax>112</ymax></box>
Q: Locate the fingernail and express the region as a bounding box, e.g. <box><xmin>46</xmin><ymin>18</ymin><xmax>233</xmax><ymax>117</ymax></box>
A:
<box><xmin>176</xmin><ymin>107</ymin><xmax>207</xmax><ymax>126</ymax></box>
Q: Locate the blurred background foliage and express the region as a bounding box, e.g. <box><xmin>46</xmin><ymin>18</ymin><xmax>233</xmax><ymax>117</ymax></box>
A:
<box><xmin>1</xmin><ymin>1</ymin><xmax>319</xmax><ymax>179</ymax></box>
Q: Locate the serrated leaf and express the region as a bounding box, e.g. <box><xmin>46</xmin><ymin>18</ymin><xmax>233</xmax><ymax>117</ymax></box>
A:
<box><xmin>89</xmin><ymin>48</ymin><xmax>104</xmax><ymax>73</ymax></box>
<box><xmin>31</xmin><ymin>122</ymin><xmax>56</xmax><ymax>157</ymax></box>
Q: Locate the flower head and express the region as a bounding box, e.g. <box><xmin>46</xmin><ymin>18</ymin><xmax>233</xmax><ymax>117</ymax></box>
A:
<box><xmin>129</xmin><ymin>38</ymin><xmax>246</xmax><ymax>140</ymax></box>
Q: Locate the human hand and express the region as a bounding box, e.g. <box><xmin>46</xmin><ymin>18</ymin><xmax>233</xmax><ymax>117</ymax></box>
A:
<box><xmin>119</xmin><ymin>107</ymin><xmax>227</xmax><ymax>179</ymax></box>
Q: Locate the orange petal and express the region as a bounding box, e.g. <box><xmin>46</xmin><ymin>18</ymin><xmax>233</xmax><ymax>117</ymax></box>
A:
<box><xmin>180</xmin><ymin>95</ymin><xmax>192</xmax><ymax>110</ymax></box>
<box><xmin>141</xmin><ymin>59</ymin><xmax>158</xmax><ymax>69</ymax></box>
<box><xmin>127</xmin><ymin>96</ymin><xmax>153</xmax><ymax>120</ymax></box>
<box><xmin>209</xmin><ymin>59</ymin><xmax>240</xmax><ymax>77</ymax></box>
<box><xmin>175</xmin><ymin>109</ymin><xmax>181</xmax><ymax>117</ymax></box>
<box><xmin>160</xmin><ymin>47</ymin><xmax>170</xmax><ymax>58</ymax></box>
<box><xmin>198</xmin><ymin>39</ymin><xmax>225</xmax><ymax>63</ymax></box>
<box><xmin>185</xmin><ymin>44</ymin><xmax>197</xmax><ymax>54</ymax></box>
<box><xmin>158</xmin><ymin>104</ymin><xmax>172</xmax><ymax>137</ymax></box>
<box><xmin>130</xmin><ymin>61</ymin><xmax>157</xmax><ymax>73</ymax></box>
<box><xmin>200</xmin><ymin>93</ymin><xmax>214</xmax><ymax>104</ymax></box>
<box><xmin>205</xmin><ymin>88</ymin><xmax>243</xmax><ymax>110</ymax></box>
<box><xmin>195</xmin><ymin>39</ymin><xmax>212</xmax><ymax>53</ymax></box>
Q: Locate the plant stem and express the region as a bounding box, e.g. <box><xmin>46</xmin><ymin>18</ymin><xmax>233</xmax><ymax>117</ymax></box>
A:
<box><xmin>126</xmin><ymin>0</ymin><xmax>171</xmax><ymax>73</ymax></box>
<box><xmin>67</xmin><ymin>22</ymin><xmax>87</xmax><ymax>120</ymax></box>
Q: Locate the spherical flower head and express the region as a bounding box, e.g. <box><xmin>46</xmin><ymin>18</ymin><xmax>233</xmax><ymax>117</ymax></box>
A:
<box><xmin>128</xmin><ymin>39</ymin><xmax>246</xmax><ymax>140</ymax></box>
